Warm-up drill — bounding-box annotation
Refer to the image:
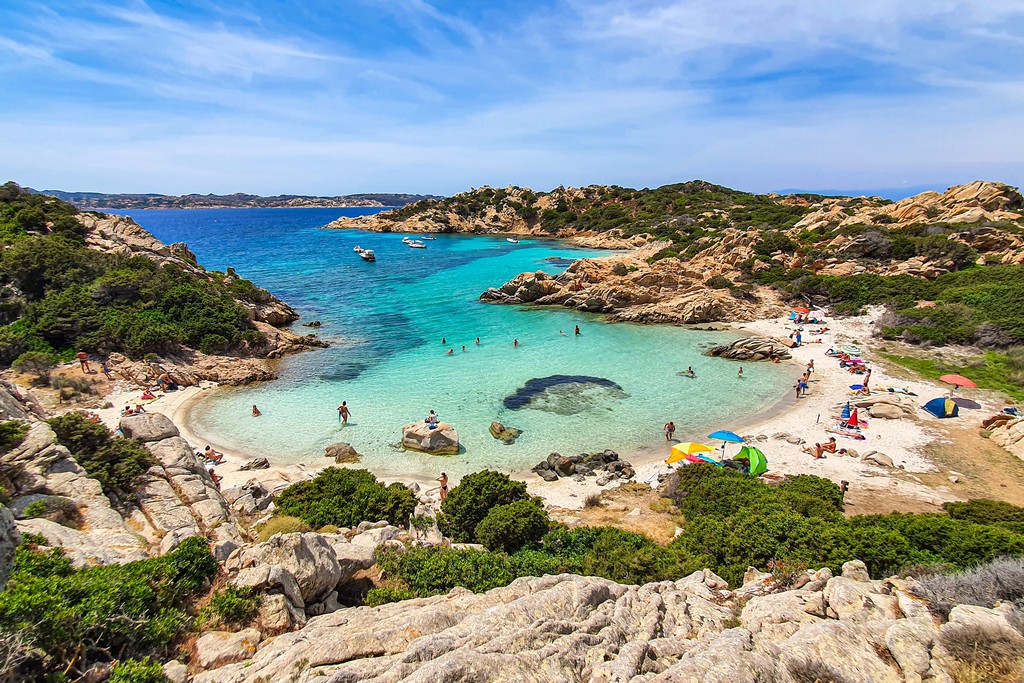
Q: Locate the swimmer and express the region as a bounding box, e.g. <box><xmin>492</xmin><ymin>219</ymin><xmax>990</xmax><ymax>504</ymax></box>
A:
<box><xmin>252</xmin><ymin>404</ymin><xmax>261</xmax><ymax>417</ymax></box>
<box><xmin>442</xmin><ymin>338</ymin><xmax>446</xmax><ymax>344</ymax></box>
<box><xmin>738</xmin><ymin>367</ymin><xmax>744</xmax><ymax>378</ymax></box>
<box><xmin>475</xmin><ymin>337</ymin><xmax>480</xmax><ymax>345</ymax></box>
<box><xmin>559</xmin><ymin>330</ymin><xmax>568</xmax><ymax>336</ymax></box>
<box><xmin>513</xmin><ymin>339</ymin><xmax>519</xmax><ymax>347</ymax></box>
<box><xmin>687</xmin><ymin>366</ymin><xmax>695</xmax><ymax>378</ymax></box>
<box><xmin>447</xmin><ymin>348</ymin><xmax>454</xmax><ymax>355</ymax></box>
<box><xmin>462</xmin><ymin>345</ymin><xmax>466</xmax><ymax>352</ymax></box>
<box><xmin>574</xmin><ymin>325</ymin><xmax>580</xmax><ymax>336</ymax></box>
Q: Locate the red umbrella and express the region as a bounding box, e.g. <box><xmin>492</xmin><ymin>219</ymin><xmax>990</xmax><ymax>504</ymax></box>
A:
<box><xmin>940</xmin><ymin>374</ymin><xmax>976</xmax><ymax>389</ymax></box>
<box><xmin>793</xmin><ymin>307</ymin><xmax>811</xmax><ymax>314</ymax></box>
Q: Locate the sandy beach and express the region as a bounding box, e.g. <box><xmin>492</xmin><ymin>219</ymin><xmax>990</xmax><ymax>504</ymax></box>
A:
<box><xmin>94</xmin><ymin>305</ymin><xmax>1012</xmax><ymax>514</ymax></box>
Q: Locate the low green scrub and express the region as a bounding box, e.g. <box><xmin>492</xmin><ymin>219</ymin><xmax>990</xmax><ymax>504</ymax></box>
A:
<box><xmin>364</xmin><ymin>586</ymin><xmax>418</xmax><ymax>607</ymax></box>
<box><xmin>47</xmin><ymin>412</ymin><xmax>156</xmax><ymax>507</ymax></box>
<box><xmin>274</xmin><ymin>467</ymin><xmax>417</xmax><ymax>529</ymax></box>
<box><xmin>257</xmin><ymin>515</ymin><xmax>310</xmax><ymax>541</ymax></box>
<box><xmin>375</xmin><ymin>466</ymin><xmax>1024</xmax><ymax>601</ymax></box>
<box><xmin>109</xmin><ymin>658</ymin><xmax>170</xmax><ymax>683</ymax></box>
<box><xmin>0</xmin><ymin>536</ymin><xmax>217</xmax><ymax>681</ymax></box>
<box><xmin>474</xmin><ymin>499</ymin><xmax>550</xmax><ymax>553</ymax></box>
<box><xmin>202</xmin><ymin>586</ymin><xmax>261</xmax><ymax>628</ymax></box>
<box><xmin>881</xmin><ymin>351</ymin><xmax>1024</xmax><ymax>402</ymax></box>
<box><xmin>0</xmin><ymin>421</ymin><xmax>27</xmax><ymax>453</ymax></box>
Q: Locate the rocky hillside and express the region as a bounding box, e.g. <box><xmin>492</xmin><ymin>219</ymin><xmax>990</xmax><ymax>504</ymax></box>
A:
<box><xmin>327</xmin><ymin>180</ymin><xmax>1024</xmax><ymax>327</ymax></box>
<box><xmin>28</xmin><ymin>189</ymin><xmax>440</xmax><ymax>210</ymax></box>
<box><xmin>0</xmin><ymin>182</ymin><xmax>325</xmax><ymax>384</ymax></box>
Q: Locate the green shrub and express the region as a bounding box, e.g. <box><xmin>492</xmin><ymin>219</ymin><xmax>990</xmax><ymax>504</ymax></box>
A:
<box><xmin>203</xmin><ymin>586</ymin><xmax>261</xmax><ymax>628</ymax></box>
<box><xmin>706</xmin><ymin>275</ymin><xmax>732</xmax><ymax>289</ymax></box>
<box><xmin>274</xmin><ymin>468</ymin><xmax>416</xmax><ymax>529</ymax></box>
<box><xmin>0</xmin><ymin>536</ymin><xmax>216</xmax><ymax>681</ymax></box>
<box><xmin>19</xmin><ymin>496</ymin><xmax>82</xmax><ymax>528</ymax></box>
<box><xmin>439</xmin><ymin>470</ymin><xmax>529</xmax><ymax>543</ymax></box>
<box><xmin>364</xmin><ymin>586</ymin><xmax>417</xmax><ymax>607</ymax></box>
<box><xmin>474</xmin><ymin>499</ymin><xmax>550</xmax><ymax>553</ymax></box>
<box><xmin>11</xmin><ymin>351</ymin><xmax>55</xmax><ymax>384</ymax></box>
<box><xmin>0</xmin><ymin>421</ymin><xmax>27</xmax><ymax>453</ymax></box>
<box><xmin>109</xmin><ymin>657</ymin><xmax>170</xmax><ymax>683</ymax></box>
<box><xmin>257</xmin><ymin>515</ymin><xmax>311</xmax><ymax>542</ymax></box>
<box><xmin>48</xmin><ymin>413</ymin><xmax>156</xmax><ymax>507</ymax></box>
<box><xmin>944</xmin><ymin>499</ymin><xmax>1024</xmax><ymax>525</ymax></box>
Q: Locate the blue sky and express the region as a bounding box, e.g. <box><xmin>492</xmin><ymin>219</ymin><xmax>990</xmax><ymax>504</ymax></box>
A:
<box><xmin>2</xmin><ymin>0</ymin><xmax>1023</xmax><ymax>197</ymax></box>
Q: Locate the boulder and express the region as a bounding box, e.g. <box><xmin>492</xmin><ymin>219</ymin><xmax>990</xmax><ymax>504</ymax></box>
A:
<box><xmin>488</xmin><ymin>421</ymin><xmax>522</xmax><ymax>444</ymax></box>
<box><xmin>118</xmin><ymin>412</ymin><xmax>179</xmax><ymax>442</ymax></box>
<box><xmin>239</xmin><ymin>457</ymin><xmax>270</xmax><ymax>471</ymax></box>
<box><xmin>401</xmin><ymin>422</ymin><xmax>459</xmax><ymax>455</ymax></box>
<box><xmin>861</xmin><ymin>451</ymin><xmax>895</xmax><ymax>468</ymax></box>
<box><xmin>536</xmin><ymin>469</ymin><xmax>559</xmax><ymax>482</ymax></box>
<box><xmin>841</xmin><ymin>560</ymin><xmax>871</xmax><ymax>582</ymax></box>
<box><xmin>869</xmin><ymin>403</ymin><xmax>905</xmax><ymax>420</ymax></box>
<box><xmin>195</xmin><ymin>629</ymin><xmax>262</xmax><ymax>669</ymax></box>
<box><xmin>324</xmin><ymin>442</ymin><xmax>360</xmax><ymax>463</ymax></box>
<box><xmin>227</xmin><ymin>533</ymin><xmax>343</xmax><ymax>606</ymax></box>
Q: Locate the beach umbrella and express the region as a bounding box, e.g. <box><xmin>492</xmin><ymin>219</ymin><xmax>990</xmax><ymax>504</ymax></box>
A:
<box><xmin>667</xmin><ymin>441</ymin><xmax>715</xmax><ymax>464</ymax></box>
<box><xmin>940</xmin><ymin>374</ymin><xmax>976</xmax><ymax>389</ymax></box>
<box><xmin>840</xmin><ymin>402</ymin><xmax>852</xmax><ymax>420</ymax></box>
<box><xmin>707</xmin><ymin>429</ymin><xmax>744</xmax><ymax>457</ymax></box>
<box><xmin>793</xmin><ymin>307</ymin><xmax>811</xmax><ymax>314</ymax></box>
<box><xmin>849</xmin><ymin>384</ymin><xmax>864</xmax><ymax>390</ymax></box>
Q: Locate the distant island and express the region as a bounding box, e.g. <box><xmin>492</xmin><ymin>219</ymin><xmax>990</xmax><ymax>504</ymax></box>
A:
<box><xmin>25</xmin><ymin>188</ymin><xmax>442</xmax><ymax>210</ymax></box>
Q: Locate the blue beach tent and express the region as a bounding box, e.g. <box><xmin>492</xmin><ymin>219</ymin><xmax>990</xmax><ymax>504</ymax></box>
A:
<box><xmin>924</xmin><ymin>397</ymin><xmax>959</xmax><ymax>419</ymax></box>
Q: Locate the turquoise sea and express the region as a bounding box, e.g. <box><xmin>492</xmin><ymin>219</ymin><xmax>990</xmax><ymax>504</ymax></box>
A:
<box><xmin>115</xmin><ymin>208</ymin><xmax>793</xmax><ymax>480</ymax></box>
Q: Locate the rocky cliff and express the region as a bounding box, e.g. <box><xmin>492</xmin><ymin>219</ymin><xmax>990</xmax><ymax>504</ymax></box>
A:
<box><xmin>191</xmin><ymin>558</ymin><xmax>1022</xmax><ymax>683</ymax></box>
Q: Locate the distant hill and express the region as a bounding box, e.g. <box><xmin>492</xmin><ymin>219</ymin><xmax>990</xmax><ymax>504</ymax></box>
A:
<box><xmin>24</xmin><ymin>189</ymin><xmax>441</xmax><ymax>210</ymax></box>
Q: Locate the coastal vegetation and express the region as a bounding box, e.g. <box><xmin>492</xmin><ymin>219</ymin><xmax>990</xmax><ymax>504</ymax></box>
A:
<box><xmin>0</xmin><ymin>535</ymin><xmax>218</xmax><ymax>682</ymax></box>
<box><xmin>0</xmin><ymin>182</ymin><xmax>276</xmax><ymax>365</ymax></box>
<box><xmin>372</xmin><ymin>468</ymin><xmax>1024</xmax><ymax>603</ymax></box>
<box><xmin>273</xmin><ymin>467</ymin><xmax>418</xmax><ymax>529</ymax></box>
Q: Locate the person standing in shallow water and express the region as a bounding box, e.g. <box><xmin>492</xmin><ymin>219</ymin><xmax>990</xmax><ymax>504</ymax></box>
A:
<box><xmin>513</xmin><ymin>339</ymin><xmax>519</xmax><ymax>347</ymax></box>
<box><xmin>252</xmin><ymin>405</ymin><xmax>261</xmax><ymax>417</ymax></box>
<box><xmin>338</xmin><ymin>401</ymin><xmax>351</xmax><ymax>425</ymax></box>
<box><xmin>574</xmin><ymin>325</ymin><xmax>580</xmax><ymax>336</ymax></box>
<box><xmin>664</xmin><ymin>421</ymin><xmax>675</xmax><ymax>442</ymax></box>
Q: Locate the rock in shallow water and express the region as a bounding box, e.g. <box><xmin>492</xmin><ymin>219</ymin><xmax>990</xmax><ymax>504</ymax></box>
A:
<box><xmin>503</xmin><ymin>375</ymin><xmax>628</xmax><ymax>414</ymax></box>
<box><xmin>401</xmin><ymin>422</ymin><xmax>459</xmax><ymax>455</ymax></box>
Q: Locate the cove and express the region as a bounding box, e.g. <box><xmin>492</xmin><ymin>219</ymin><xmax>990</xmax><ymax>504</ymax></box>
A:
<box><xmin>114</xmin><ymin>208</ymin><xmax>795</xmax><ymax>481</ymax></box>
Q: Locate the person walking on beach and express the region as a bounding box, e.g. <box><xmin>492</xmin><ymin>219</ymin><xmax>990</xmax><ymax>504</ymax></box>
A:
<box><xmin>437</xmin><ymin>472</ymin><xmax>449</xmax><ymax>501</ymax></box>
<box><xmin>252</xmin><ymin>405</ymin><xmax>261</xmax><ymax>417</ymax></box>
<box><xmin>806</xmin><ymin>359</ymin><xmax>814</xmax><ymax>374</ymax></box>
<box><xmin>101</xmin><ymin>360</ymin><xmax>113</xmax><ymax>380</ymax></box>
<box><xmin>338</xmin><ymin>401</ymin><xmax>351</xmax><ymax>425</ymax></box>
<box><xmin>664</xmin><ymin>421</ymin><xmax>676</xmax><ymax>442</ymax></box>
<box><xmin>76</xmin><ymin>352</ymin><xmax>90</xmax><ymax>373</ymax></box>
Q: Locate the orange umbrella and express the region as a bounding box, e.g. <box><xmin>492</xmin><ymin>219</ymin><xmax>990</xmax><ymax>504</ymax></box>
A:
<box><xmin>667</xmin><ymin>441</ymin><xmax>715</xmax><ymax>464</ymax></box>
<box><xmin>940</xmin><ymin>374</ymin><xmax>976</xmax><ymax>388</ymax></box>
<box><xmin>793</xmin><ymin>307</ymin><xmax>811</xmax><ymax>314</ymax></box>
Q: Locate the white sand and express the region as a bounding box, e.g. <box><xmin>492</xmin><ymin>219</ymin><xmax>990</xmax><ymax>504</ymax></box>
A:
<box><xmin>97</xmin><ymin>309</ymin><xmax>996</xmax><ymax>511</ymax></box>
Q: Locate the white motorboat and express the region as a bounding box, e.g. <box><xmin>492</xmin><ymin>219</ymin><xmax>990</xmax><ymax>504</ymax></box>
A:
<box><xmin>408</xmin><ymin>240</ymin><xmax>427</xmax><ymax>249</ymax></box>
<box><xmin>354</xmin><ymin>245</ymin><xmax>364</xmax><ymax>253</ymax></box>
<box><xmin>401</xmin><ymin>236</ymin><xmax>413</xmax><ymax>244</ymax></box>
<box><xmin>359</xmin><ymin>249</ymin><xmax>376</xmax><ymax>261</ymax></box>
<box><xmin>421</xmin><ymin>235</ymin><xmax>436</xmax><ymax>240</ymax></box>
<box><xmin>506</xmin><ymin>237</ymin><xmax>520</xmax><ymax>244</ymax></box>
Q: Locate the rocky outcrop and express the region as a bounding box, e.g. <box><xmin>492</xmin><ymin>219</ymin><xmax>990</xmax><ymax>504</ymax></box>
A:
<box><xmin>481</xmin><ymin>257</ymin><xmax>786</xmax><ymax>324</ymax></box>
<box><xmin>488</xmin><ymin>421</ymin><xmax>522</xmax><ymax>444</ymax></box>
<box><xmin>706</xmin><ymin>337</ymin><xmax>793</xmax><ymax>361</ymax></box>
<box><xmin>192</xmin><ymin>563</ymin><xmax>993</xmax><ymax>683</ymax></box>
<box><xmin>5</xmin><ymin>421</ymin><xmax>149</xmax><ymax>566</ymax></box>
<box><xmin>194</xmin><ymin>629</ymin><xmax>262</xmax><ymax>669</ymax></box>
<box><xmin>324</xmin><ymin>442</ymin><xmax>360</xmax><ymax>463</ymax></box>
<box><xmin>0</xmin><ymin>505</ymin><xmax>18</xmax><ymax>590</ymax></box>
<box><xmin>121</xmin><ymin>413</ymin><xmax>246</xmax><ymax>559</ymax></box>
<box><xmin>988</xmin><ymin>415</ymin><xmax>1024</xmax><ymax>463</ymax></box>
<box><xmin>401</xmin><ymin>421</ymin><xmax>459</xmax><ymax>455</ymax></box>
<box><xmin>531</xmin><ymin>449</ymin><xmax>635</xmax><ymax>484</ymax></box>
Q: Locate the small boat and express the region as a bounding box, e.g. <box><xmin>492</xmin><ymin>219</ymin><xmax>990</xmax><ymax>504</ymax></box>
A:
<box><xmin>506</xmin><ymin>237</ymin><xmax>520</xmax><ymax>244</ymax></box>
<box><xmin>408</xmin><ymin>241</ymin><xmax>426</xmax><ymax>249</ymax></box>
<box><xmin>401</xmin><ymin>237</ymin><xmax>413</xmax><ymax>244</ymax></box>
<box><xmin>354</xmin><ymin>246</ymin><xmax>364</xmax><ymax>253</ymax></box>
<box><xmin>359</xmin><ymin>249</ymin><xmax>376</xmax><ymax>262</ymax></box>
<box><xmin>421</xmin><ymin>235</ymin><xmax>436</xmax><ymax>240</ymax></box>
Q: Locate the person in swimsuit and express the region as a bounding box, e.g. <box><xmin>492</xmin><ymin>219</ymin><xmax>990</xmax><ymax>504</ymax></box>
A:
<box><xmin>338</xmin><ymin>401</ymin><xmax>351</xmax><ymax>425</ymax></box>
<box><xmin>664</xmin><ymin>421</ymin><xmax>676</xmax><ymax>442</ymax></box>
<box><xmin>437</xmin><ymin>472</ymin><xmax>449</xmax><ymax>501</ymax></box>
<box><xmin>252</xmin><ymin>405</ymin><xmax>261</xmax><ymax>417</ymax></box>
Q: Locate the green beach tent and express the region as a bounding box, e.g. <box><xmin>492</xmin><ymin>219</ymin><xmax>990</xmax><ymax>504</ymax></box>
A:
<box><xmin>735</xmin><ymin>446</ymin><xmax>768</xmax><ymax>476</ymax></box>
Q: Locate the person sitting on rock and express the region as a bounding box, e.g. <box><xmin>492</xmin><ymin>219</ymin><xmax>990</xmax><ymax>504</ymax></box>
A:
<box><xmin>425</xmin><ymin>410</ymin><xmax>439</xmax><ymax>428</ymax></box>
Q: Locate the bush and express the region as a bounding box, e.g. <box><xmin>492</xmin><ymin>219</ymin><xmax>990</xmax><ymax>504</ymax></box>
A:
<box><xmin>109</xmin><ymin>657</ymin><xmax>170</xmax><ymax>683</ymax></box>
<box><xmin>48</xmin><ymin>413</ymin><xmax>156</xmax><ymax>507</ymax></box>
<box><xmin>257</xmin><ymin>515</ymin><xmax>311</xmax><ymax>542</ymax></box>
<box><xmin>940</xmin><ymin>623</ymin><xmax>1024</xmax><ymax>682</ymax></box>
<box><xmin>944</xmin><ymin>499</ymin><xmax>1024</xmax><ymax>525</ymax></box>
<box><xmin>439</xmin><ymin>470</ymin><xmax>529</xmax><ymax>543</ymax></box>
<box><xmin>203</xmin><ymin>586</ymin><xmax>261</xmax><ymax>628</ymax></box>
<box><xmin>912</xmin><ymin>557</ymin><xmax>1024</xmax><ymax>618</ymax></box>
<box><xmin>706</xmin><ymin>275</ymin><xmax>732</xmax><ymax>289</ymax></box>
<box><xmin>11</xmin><ymin>351</ymin><xmax>55</xmax><ymax>384</ymax></box>
<box><xmin>0</xmin><ymin>536</ymin><xmax>216</xmax><ymax>681</ymax></box>
<box><xmin>364</xmin><ymin>586</ymin><xmax>417</xmax><ymax>607</ymax></box>
<box><xmin>274</xmin><ymin>468</ymin><xmax>416</xmax><ymax>529</ymax></box>
<box><xmin>474</xmin><ymin>499</ymin><xmax>550</xmax><ymax>553</ymax></box>
<box><xmin>0</xmin><ymin>421</ymin><xmax>27</xmax><ymax>453</ymax></box>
